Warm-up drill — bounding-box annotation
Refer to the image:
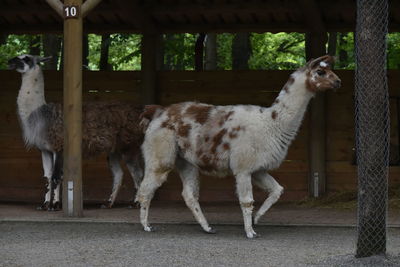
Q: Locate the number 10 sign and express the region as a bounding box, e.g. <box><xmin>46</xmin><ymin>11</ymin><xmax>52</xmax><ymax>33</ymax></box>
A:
<box><xmin>64</xmin><ymin>6</ymin><xmax>79</xmax><ymax>19</ymax></box>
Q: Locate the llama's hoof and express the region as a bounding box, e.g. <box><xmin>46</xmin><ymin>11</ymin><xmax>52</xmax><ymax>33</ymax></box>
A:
<box><xmin>204</xmin><ymin>227</ymin><xmax>217</xmax><ymax>234</ymax></box>
<box><xmin>246</xmin><ymin>231</ymin><xmax>259</xmax><ymax>239</ymax></box>
<box><xmin>36</xmin><ymin>202</ymin><xmax>50</xmax><ymax>211</ymax></box>
<box><xmin>127</xmin><ymin>202</ymin><xmax>140</xmax><ymax>209</ymax></box>
<box><xmin>144</xmin><ymin>226</ymin><xmax>154</xmax><ymax>232</ymax></box>
<box><xmin>51</xmin><ymin>202</ymin><xmax>61</xmax><ymax>211</ymax></box>
<box><xmin>101</xmin><ymin>202</ymin><xmax>112</xmax><ymax>209</ymax></box>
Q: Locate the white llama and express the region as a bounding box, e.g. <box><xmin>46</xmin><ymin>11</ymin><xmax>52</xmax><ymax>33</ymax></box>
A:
<box><xmin>8</xmin><ymin>55</ymin><xmax>144</xmax><ymax>210</ymax></box>
<box><xmin>135</xmin><ymin>55</ymin><xmax>341</xmax><ymax>238</ymax></box>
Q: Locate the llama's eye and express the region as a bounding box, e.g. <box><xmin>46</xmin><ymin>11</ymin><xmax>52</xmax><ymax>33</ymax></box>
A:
<box><xmin>316</xmin><ymin>69</ymin><xmax>326</xmax><ymax>76</ymax></box>
<box><xmin>22</xmin><ymin>56</ymin><xmax>31</xmax><ymax>63</ymax></box>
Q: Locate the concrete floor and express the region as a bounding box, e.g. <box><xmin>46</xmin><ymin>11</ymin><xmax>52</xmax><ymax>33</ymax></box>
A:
<box><xmin>1</xmin><ymin>222</ymin><xmax>399</xmax><ymax>267</ymax></box>
<box><xmin>1</xmin><ymin>202</ymin><xmax>399</xmax><ymax>267</ymax></box>
<box><xmin>1</xmin><ymin>202</ymin><xmax>399</xmax><ymax>227</ymax></box>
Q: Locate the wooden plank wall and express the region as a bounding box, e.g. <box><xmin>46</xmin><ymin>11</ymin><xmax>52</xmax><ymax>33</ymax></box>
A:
<box><xmin>0</xmin><ymin>70</ymin><xmax>399</xmax><ymax>204</ymax></box>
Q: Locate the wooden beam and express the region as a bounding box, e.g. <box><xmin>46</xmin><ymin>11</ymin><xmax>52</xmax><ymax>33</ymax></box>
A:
<box><xmin>150</xmin><ymin>0</ymin><xmax>294</xmax><ymax>15</ymax></box>
<box><xmin>62</xmin><ymin>0</ymin><xmax>83</xmax><ymax>217</ymax></box>
<box><xmin>45</xmin><ymin>0</ymin><xmax>63</xmax><ymax>17</ymax></box>
<box><xmin>115</xmin><ymin>0</ymin><xmax>156</xmax><ymax>32</ymax></box>
<box><xmin>306</xmin><ymin>32</ymin><xmax>328</xmax><ymax>198</ymax></box>
<box><xmin>82</xmin><ymin>0</ymin><xmax>102</xmax><ymax>18</ymax></box>
<box><xmin>298</xmin><ymin>0</ymin><xmax>326</xmax><ymax>32</ymax></box>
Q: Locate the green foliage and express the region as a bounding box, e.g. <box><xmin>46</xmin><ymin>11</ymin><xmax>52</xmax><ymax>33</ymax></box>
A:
<box><xmin>0</xmin><ymin>35</ymin><xmax>33</xmax><ymax>69</ymax></box>
<box><xmin>216</xmin><ymin>33</ymin><xmax>233</xmax><ymax>70</ymax></box>
<box><xmin>164</xmin><ymin>34</ymin><xmax>196</xmax><ymax>70</ymax></box>
<box><xmin>87</xmin><ymin>34</ymin><xmax>101</xmax><ymax>70</ymax></box>
<box><xmin>388</xmin><ymin>33</ymin><xmax>400</xmax><ymax>69</ymax></box>
<box><xmin>109</xmin><ymin>34</ymin><xmax>141</xmax><ymax>70</ymax></box>
<box><xmin>336</xmin><ymin>33</ymin><xmax>355</xmax><ymax>69</ymax></box>
<box><xmin>87</xmin><ymin>34</ymin><xmax>142</xmax><ymax>70</ymax></box>
<box><xmin>1</xmin><ymin>32</ymin><xmax>400</xmax><ymax>71</ymax></box>
<box><xmin>249</xmin><ymin>33</ymin><xmax>306</xmax><ymax>70</ymax></box>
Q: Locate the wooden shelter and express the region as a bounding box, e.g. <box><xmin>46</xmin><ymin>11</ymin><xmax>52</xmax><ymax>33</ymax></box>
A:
<box><xmin>0</xmin><ymin>0</ymin><xmax>399</xmax><ymax>216</ymax></box>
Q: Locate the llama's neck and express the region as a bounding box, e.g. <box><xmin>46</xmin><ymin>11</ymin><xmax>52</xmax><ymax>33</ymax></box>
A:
<box><xmin>271</xmin><ymin>71</ymin><xmax>314</xmax><ymax>133</ymax></box>
<box><xmin>17</xmin><ymin>65</ymin><xmax>46</xmax><ymax>123</ymax></box>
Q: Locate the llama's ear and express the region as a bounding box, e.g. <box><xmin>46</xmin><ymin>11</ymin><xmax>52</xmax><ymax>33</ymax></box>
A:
<box><xmin>307</xmin><ymin>55</ymin><xmax>335</xmax><ymax>69</ymax></box>
<box><xmin>36</xmin><ymin>56</ymin><xmax>52</xmax><ymax>63</ymax></box>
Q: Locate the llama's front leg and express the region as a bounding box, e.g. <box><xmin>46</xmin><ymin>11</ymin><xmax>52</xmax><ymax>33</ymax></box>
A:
<box><xmin>37</xmin><ymin>151</ymin><xmax>53</xmax><ymax>211</ymax></box>
<box><xmin>102</xmin><ymin>152</ymin><xmax>124</xmax><ymax>208</ymax></box>
<box><xmin>252</xmin><ymin>171</ymin><xmax>284</xmax><ymax>224</ymax></box>
<box><xmin>176</xmin><ymin>158</ymin><xmax>215</xmax><ymax>234</ymax></box>
<box><xmin>49</xmin><ymin>152</ymin><xmax>63</xmax><ymax>211</ymax></box>
<box><xmin>135</xmin><ymin>169</ymin><xmax>170</xmax><ymax>232</ymax></box>
<box><xmin>235</xmin><ymin>172</ymin><xmax>257</xmax><ymax>238</ymax></box>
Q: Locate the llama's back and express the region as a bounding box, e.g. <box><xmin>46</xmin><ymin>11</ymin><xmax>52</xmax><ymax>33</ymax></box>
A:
<box><xmin>42</xmin><ymin>102</ymin><xmax>143</xmax><ymax>157</ymax></box>
<box><xmin>82</xmin><ymin>102</ymin><xmax>144</xmax><ymax>157</ymax></box>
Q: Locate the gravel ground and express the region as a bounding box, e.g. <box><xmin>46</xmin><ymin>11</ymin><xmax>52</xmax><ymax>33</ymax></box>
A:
<box><xmin>0</xmin><ymin>222</ymin><xmax>399</xmax><ymax>267</ymax></box>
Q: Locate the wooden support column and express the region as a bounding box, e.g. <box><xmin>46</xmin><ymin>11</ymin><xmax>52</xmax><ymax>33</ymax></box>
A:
<box><xmin>46</xmin><ymin>0</ymin><xmax>102</xmax><ymax>217</ymax></box>
<box><xmin>141</xmin><ymin>32</ymin><xmax>158</xmax><ymax>104</ymax></box>
<box><xmin>306</xmin><ymin>32</ymin><xmax>328</xmax><ymax>198</ymax></box>
<box><xmin>63</xmin><ymin>0</ymin><xmax>83</xmax><ymax>217</ymax></box>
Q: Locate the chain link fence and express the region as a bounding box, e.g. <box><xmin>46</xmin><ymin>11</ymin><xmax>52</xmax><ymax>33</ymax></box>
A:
<box><xmin>355</xmin><ymin>0</ymin><xmax>389</xmax><ymax>258</ymax></box>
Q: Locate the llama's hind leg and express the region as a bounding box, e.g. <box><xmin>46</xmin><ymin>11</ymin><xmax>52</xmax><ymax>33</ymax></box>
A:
<box><xmin>135</xmin><ymin>169</ymin><xmax>170</xmax><ymax>232</ymax></box>
<box><xmin>37</xmin><ymin>151</ymin><xmax>53</xmax><ymax>211</ymax></box>
<box><xmin>135</xmin><ymin>129</ymin><xmax>177</xmax><ymax>232</ymax></box>
<box><xmin>235</xmin><ymin>172</ymin><xmax>258</xmax><ymax>238</ymax></box>
<box><xmin>176</xmin><ymin>158</ymin><xmax>215</xmax><ymax>234</ymax></box>
<box><xmin>102</xmin><ymin>152</ymin><xmax>124</xmax><ymax>208</ymax></box>
<box><xmin>123</xmin><ymin>150</ymin><xmax>144</xmax><ymax>207</ymax></box>
<box><xmin>125</xmin><ymin>155</ymin><xmax>143</xmax><ymax>190</ymax></box>
<box><xmin>252</xmin><ymin>171</ymin><xmax>284</xmax><ymax>224</ymax></box>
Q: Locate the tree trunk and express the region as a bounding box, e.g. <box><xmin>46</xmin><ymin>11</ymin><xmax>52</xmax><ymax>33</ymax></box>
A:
<box><xmin>232</xmin><ymin>33</ymin><xmax>251</xmax><ymax>70</ymax></box>
<box><xmin>82</xmin><ymin>34</ymin><xmax>89</xmax><ymax>69</ymax></box>
<box><xmin>328</xmin><ymin>32</ymin><xmax>337</xmax><ymax>57</ymax></box>
<box><xmin>0</xmin><ymin>34</ymin><xmax>7</xmax><ymax>46</ymax></box>
<box><xmin>29</xmin><ymin>35</ymin><xmax>41</xmax><ymax>56</ymax></box>
<box><xmin>99</xmin><ymin>34</ymin><xmax>111</xmax><ymax>71</ymax></box>
<box><xmin>327</xmin><ymin>32</ymin><xmax>337</xmax><ymax>68</ymax></box>
<box><xmin>176</xmin><ymin>35</ymin><xmax>184</xmax><ymax>70</ymax></box>
<box><xmin>204</xmin><ymin>33</ymin><xmax>217</xmax><ymax>70</ymax></box>
<box><xmin>195</xmin><ymin>33</ymin><xmax>206</xmax><ymax>71</ymax></box>
<box><xmin>355</xmin><ymin>0</ymin><xmax>389</xmax><ymax>258</ymax></box>
<box><xmin>338</xmin><ymin>33</ymin><xmax>348</xmax><ymax>68</ymax></box>
<box><xmin>164</xmin><ymin>34</ymin><xmax>174</xmax><ymax>70</ymax></box>
<box><xmin>156</xmin><ymin>34</ymin><xmax>164</xmax><ymax>71</ymax></box>
<box><xmin>60</xmin><ymin>39</ymin><xmax>64</xmax><ymax>70</ymax></box>
<box><xmin>42</xmin><ymin>34</ymin><xmax>62</xmax><ymax>70</ymax></box>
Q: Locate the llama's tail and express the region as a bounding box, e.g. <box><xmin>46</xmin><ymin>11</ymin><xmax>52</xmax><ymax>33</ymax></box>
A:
<box><xmin>139</xmin><ymin>105</ymin><xmax>164</xmax><ymax>133</ymax></box>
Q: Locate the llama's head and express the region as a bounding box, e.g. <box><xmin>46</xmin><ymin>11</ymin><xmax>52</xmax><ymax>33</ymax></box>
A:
<box><xmin>304</xmin><ymin>55</ymin><xmax>341</xmax><ymax>92</ymax></box>
<box><xmin>8</xmin><ymin>55</ymin><xmax>51</xmax><ymax>74</ymax></box>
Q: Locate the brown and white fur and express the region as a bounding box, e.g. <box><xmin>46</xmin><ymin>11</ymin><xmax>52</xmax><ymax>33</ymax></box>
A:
<box><xmin>135</xmin><ymin>55</ymin><xmax>341</xmax><ymax>238</ymax></box>
<box><xmin>8</xmin><ymin>55</ymin><xmax>144</xmax><ymax>210</ymax></box>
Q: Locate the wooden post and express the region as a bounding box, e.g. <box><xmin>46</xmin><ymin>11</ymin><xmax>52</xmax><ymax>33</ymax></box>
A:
<box><xmin>63</xmin><ymin>0</ymin><xmax>83</xmax><ymax>217</ymax></box>
<box><xmin>141</xmin><ymin>32</ymin><xmax>158</xmax><ymax>104</ymax></box>
<box><xmin>306</xmin><ymin>32</ymin><xmax>328</xmax><ymax>198</ymax></box>
<box><xmin>46</xmin><ymin>0</ymin><xmax>102</xmax><ymax>217</ymax></box>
